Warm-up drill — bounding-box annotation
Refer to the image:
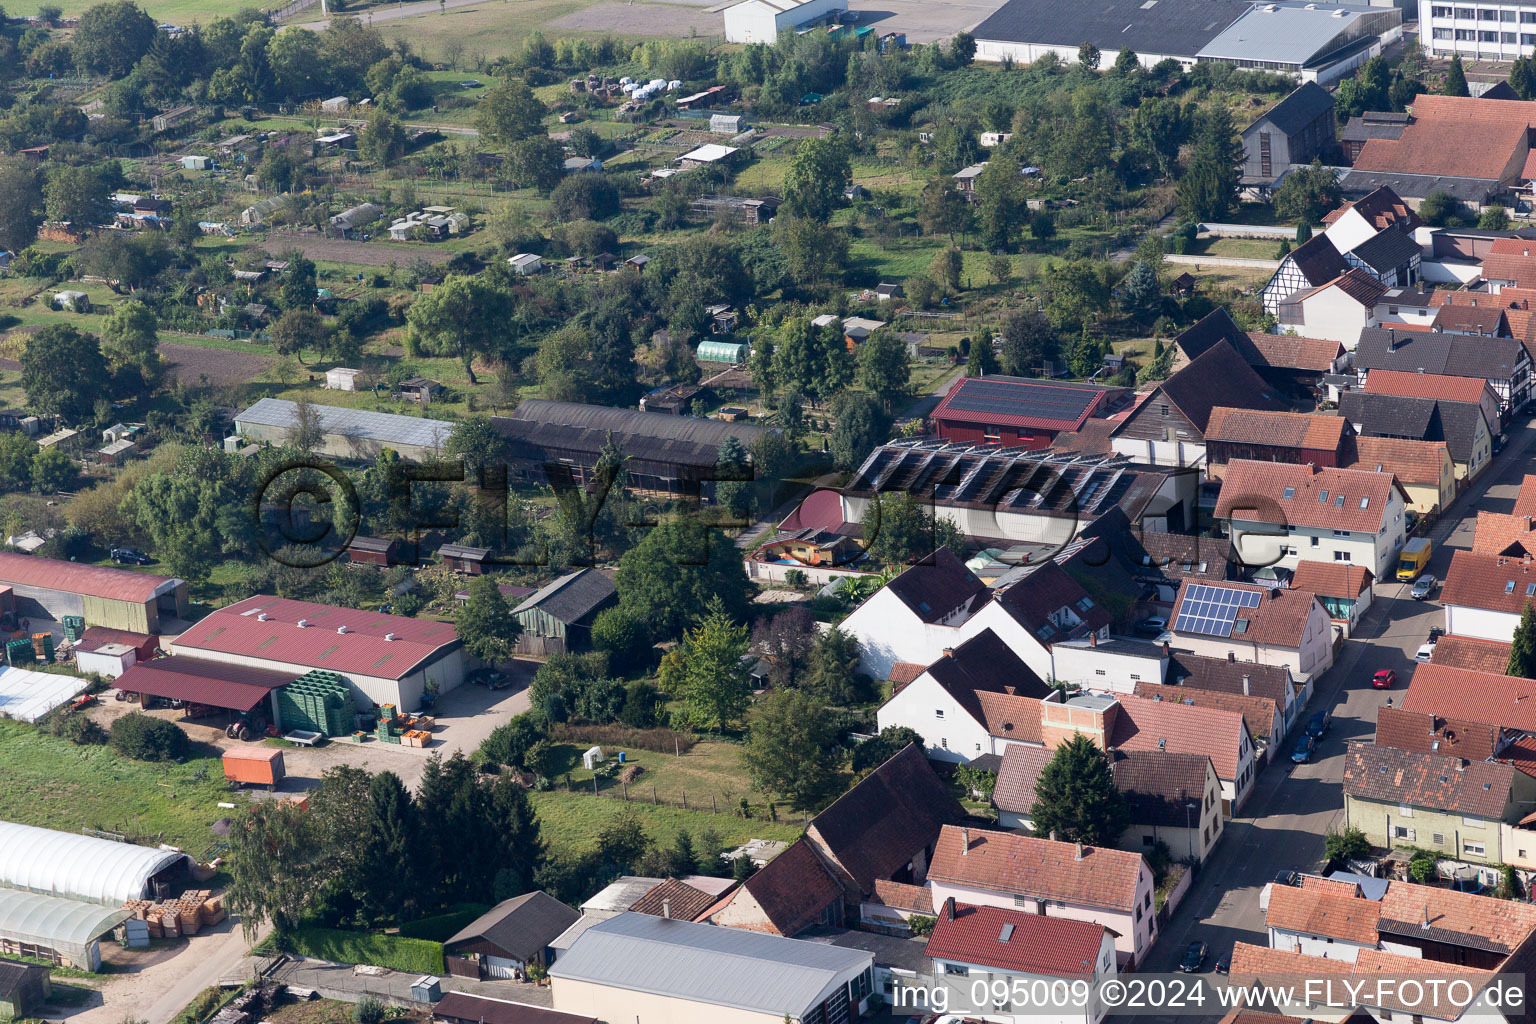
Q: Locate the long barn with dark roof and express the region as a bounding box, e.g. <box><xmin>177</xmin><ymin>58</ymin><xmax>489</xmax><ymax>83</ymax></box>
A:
<box><xmin>493</xmin><ymin>399</ymin><xmax>779</xmax><ymax>496</ymax></box>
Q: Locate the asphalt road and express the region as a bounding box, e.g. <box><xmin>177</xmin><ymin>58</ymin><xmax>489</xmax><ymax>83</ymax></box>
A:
<box><xmin>1123</xmin><ymin>412</ymin><xmax>1536</xmax><ymax>1022</ymax></box>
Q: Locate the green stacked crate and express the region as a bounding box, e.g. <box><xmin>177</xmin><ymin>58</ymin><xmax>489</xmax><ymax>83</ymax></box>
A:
<box><xmin>6</xmin><ymin>639</ymin><xmax>32</xmax><ymax>665</ymax></box>
<box><xmin>62</xmin><ymin>616</ymin><xmax>84</xmax><ymax>642</ymax></box>
<box><xmin>376</xmin><ymin>703</ymin><xmax>399</xmax><ymax>743</ymax></box>
<box><xmin>275</xmin><ymin>670</ymin><xmax>353</xmax><ymax>737</ymax></box>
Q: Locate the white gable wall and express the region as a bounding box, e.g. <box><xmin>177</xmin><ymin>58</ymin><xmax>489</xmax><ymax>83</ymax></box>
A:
<box><xmin>875</xmin><ymin>673</ymin><xmax>990</xmax><ymax>763</ymax></box>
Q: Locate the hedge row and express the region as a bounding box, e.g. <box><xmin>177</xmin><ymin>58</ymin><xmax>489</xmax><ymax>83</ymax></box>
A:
<box><xmin>279</xmin><ymin>926</ymin><xmax>445</xmax><ymax>975</ymax></box>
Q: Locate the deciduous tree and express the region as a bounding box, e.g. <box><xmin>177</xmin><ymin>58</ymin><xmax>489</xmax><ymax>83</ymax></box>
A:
<box><xmin>742</xmin><ymin>688</ymin><xmax>844</xmax><ymax>810</ymax></box>
<box><xmin>659</xmin><ymin>597</ymin><xmax>751</xmax><ymax>731</ymax></box>
<box><xmin>456</xmin><ymin>574</ymin><xmax>523</xmax><ymax>664</ymax></box>
<box><xmin>406</xmin><ymin>274</ymin><xmax>514</xmax><ymax>383</ymax></box>
<box><xmin>21</xmin><ymin>325</ymin><xmax>109</xmax><ymax>421</ymax></box>
<box><xmin>783</xmin><ymin>135</ymin><xmax>851</xmax><ymax>222</ymax></box>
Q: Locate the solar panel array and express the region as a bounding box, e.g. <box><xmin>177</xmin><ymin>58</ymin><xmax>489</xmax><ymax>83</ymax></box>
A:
<box><xmin>944</xmin><ymin>378</ymin><xmax>1100</xmax><ymax>423</ymax></box>
<box><xmin>1173</xmin><ymin>584</ymin><xmax>1262</xmax><ymax>638</ymax></box>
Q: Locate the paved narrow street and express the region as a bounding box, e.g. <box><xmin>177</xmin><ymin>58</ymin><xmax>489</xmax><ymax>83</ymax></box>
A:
<box><xmin>1125</xmin><ymin>414</ymin><xmax>1536</xmax><ymax>1020</ymax></box>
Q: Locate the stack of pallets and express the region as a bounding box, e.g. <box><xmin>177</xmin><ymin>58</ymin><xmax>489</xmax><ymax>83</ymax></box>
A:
<box><xmin>121</xmin><ymin>892</ymin><xmax>225</xmax><ymax>939</ymax></box>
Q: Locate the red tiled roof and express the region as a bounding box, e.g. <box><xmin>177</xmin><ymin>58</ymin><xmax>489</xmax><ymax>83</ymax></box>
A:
<box><xmin>1325</xmin><ymin>187</ymin><xmax>1421</xmax><ymax>232</ymax></box>
<box><xmin>1403</xmin><ymin>662</ymin><xmax>1536</xmax><ymax>733</ymax></box>
<box><xmin>0</xmin><ymin>551</ymin><xmax>181</xmax><ymax>604</ymax></box>
<box><xmin>976</xmin><ymin>691</ymin><xmax>1044</xmax><ymax>744</ymax></box>
<box><xmin>1229</xmin><ymin>942</ymin><xmax>1488</xmax><ymax>1018</ymax></box>
<box><xmin>1365</xmin><ymin>368</ymin><xmax>1496</xmax><ymax>405</ymax></box>
<box><xmin>172</xmin><ymin>595</ymin><xmax>459</xmax><ymax>680</ymax></box>
<box><xmin>1204</xmin><ymin>408</ymin><xmax>1347</xmax><ymax>451</ymax></box>
<box><xmin>1352</xmin><ymin>94</ymin><xmax>1536</xmax><ymax>181</ymax></box>
<box><xmin>1130</xmin><ymin>682</ymin><xmax>1276</xmax><ymax>743</ymax></box>
<box><xmin>927</xmin><ymin>826</ymin><xmax>1144</xmax><ymax>912</ymax></box>
<box><xmin>1473</xmin><ymin>511</ymin><xmax>1536</xmax><ymax>557</ymax></box>
<box><xmin>869</xmin><ymin>879</ymin><xmax>933</xmax><ymax>914</ymax></box>
<box><xmin>1517</xmin><ymin>473</ymin><xmax>1536</xmax><ymax>517</ymax></box>
<box><xmin>1168</xmin><ymin>579</ymin><xmax>1325</xmax><ymax>650</ymax></box>
<box><xmin>1378</xmin><ymin>878</ymin><xmax>1536</xmax><ymax>952</ymax></box>
<box><xmin>1288</xmin><ymin>560</ymin><xmax>1374</xmax><ymax>600</ymax></box>
<box><xmin>1483</xmin><ymin>252</ymin><xmax>1536</xmax><ymax>289</ymax></box>
<box><xmin>1440</xmin><ymin>548</ymin><xmax>1536</xmax><ymax>615</ymax></box>
<box><xmin>1342</xmin><ymin>740</ymin><xmax>1513</xmax><ymax>818</ymax></box>
<box><xmin>1425</xmin><ymin>635</ymin><xmax>1513</xmax><ymax>675</ymax></box>
<box><xmin>1215</xmin><ymin>461</ymin><xmax>1404</xmax><ymax>533</ymax></box>
<box><xmin>1374</xmin><ymin>705</ymin><xmax>1498</xmax><ymax>761</ymax></box>
<box><xmin>1265</xmin><ymin>880</ymin><xmax>1379</xmax><ymax>945</ymax></box>
<box><xmin>1432</xmin><ymin>304</ymin><xmax>1511</xmax><ymax>336</ymax></box>
<box><xmin>628</xmin><ymin>878</ymin><xmax>721</xmax><ymax>921</ymax></box>
<box><xmin>714</xmin><ymin>839</ymin><xmax>842</xmax><ymax>936</ymax></box>
<box><xmin>1300</xmin><ymin>268</ymin><xmax>1388</xmax><ymax>307</ymax></box>
<box><xmin>1244</xmin><ymin>332</ymin><xmax>1346</xmax><ymax>372</ymax></box>
<box><xmin>1346</xmin><ymin>435</ymin><xmax>1452</xmax><ymax>487</ymax></box>
<box><xmin>888</xmin><ymin>662</ymin><xmax>927</xmax><ymax>685</ymax></box>
<box><xmin>926</xmin><ymin>901</ymin><xmax>1105</xmax><ymax>977</ymax></box>
<box><xmin>992</xmin><ymin>744</ymin><xmax>1053</xmax><ymax>814</ymax></box>
<box><xmin>1108</xmin><ymin>694</ymin><xmax>1247</xmax><ymax>780</ymax></box>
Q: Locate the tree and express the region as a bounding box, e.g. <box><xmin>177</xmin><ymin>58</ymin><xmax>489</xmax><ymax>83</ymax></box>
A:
<box><xmin>445</xmin><ymin>415</ymin><xmax>507</xmax><ymax>476</ymax></box>
<box><xmin>1480</xmin><ymin>204</ymin><xmax>1512</xmax><ymax>230</ymax></box>
<box><xmin>550</xmin><ymin>174</ymin><xmax>620</xmax><ymax>221</ymax></box>
<box><xmin>0</xmin><ymin>159</ymin><xmax>44</xmax><ymax>255</ymax></box>
<box><xmin>660</xmin><ymin>598</ymin><xmax>751</xmax><ymax>731</ymax></box>
<box><xmin>1114</xmin><ymin>47</ymin><xmax>1139</xmax><ymax>75</ymax></box>
<box><xmin>110</xmin><ymin>712</ymin><xmax>189</xmax><ymax>761</ymax></box>
<box><xmin>21</xmin><ymin>325</ymin><xmax>110</xmax><ymax>422</ymax></box>
<box><xmin>100</xmin><ymin>300</ymin><xmax>162</xmax><ymax>389</ymax></box>
<box><xmin>288</xmin><ymin>397</ymin><xmax>324</xmax><ymax>453</ymax></box>
<box><xmin>775</xmin><ymin>216</ymin><xmax>848</xmax><ymax>287</ymax></box>
<box><xmin>1513</xmin><ymin>56</ymin><xmax>1536</xmax><ymax>101</ymax></box>
<box><xmin>802</xmin><ymin>626</ymin><xmax>864</xmax><ymax>705</ymax></box>
<box><xmin>1041</xmin><ymin>260</ymin><xmax>1110</xmax><ymax>332</ymax></box>
<box><xmin>269</xmin><ymin>308</ymin><xmax>327</xmax><ymax>363</ymax></box>
<box><xmin>714</xmin><ymin>434</ymin><xmax>752</xmax><ymax>519</ymax></box>
<box><xmin>851</xmin><ymin>727</ymin><xmax>923</xmax><ymax>774</ymax></box>
<box><xmin>1029</xmin><ymin>734</ymin><xmax>1129</xmax><ymax>845</ymax></box>
<box><xmin>227</xmin><ymin>799</ymin><xmax>329</xmax><ymax>938</ymax></box>
<box><xmin>72</xmin><ymin>0</ymin><xmax>156</xmax><ymax>77</ymax></box>
<box><xmin>856</xmin><ymin>331</ymin><xmax>911</xmax><ymax>413</ymax></box>
<box><xmin>615</xmin><ymin>516</ymin><xmax>753</xmax><ymax>641</ymax></box>
<box><xmin>1273</xmin><ymin>160</ymin><xmax>1344</xmax><ymax>227</ymax></box>
<box><xmin>592</xmin><ymin>607</ymin><xmax>648</xmax><ymax>674</ymax></box>
<box><xmin>476</xmin><ymin>77</ymin><xmax>547</xmax><ymax>146</ymax></box>
<box><xmin>966</xmin><ymin>341</ymin><xmax>998</xmax><ymax>377</ymax></box>
<box><xmin>1119</xmin><ymin>261</ymin><xmax>1161</xmax><ymax>325</ymax></box>
<box><xmin>742</xmin><ymin>688</ymin><xmax>844</xmax><ymax>810</ymax></box>
<box><xmin>1325</xmin><ymin>825</ymin><xmax>1372</xmax><ymax>862</ymax></box>
<box><xmin>279</xmin><ymin>253</ymin><xmax>318</xmax><ymax>312</ymax></box>
<box><xmin>1177</xmin><ymin>108</ymin><xmax>1241</xmax><ymax>222</ymax></box>
<box><xmin>359</xmin><ymin>112</ymin><xmax>407</xmax><ymax>167</ymax></box>
<box><xmin>1509</xmin><ymin>604</ymin><xmax>1536</xmax><ymax>678</ymax></box>
<box><xmin>457</xmin><ymin>574</ymin><xmax>523</xmax><ymax>663</ymax></box>
<box><xmin>918</xmin><ymin>177</ymin><xmax>974</xmax><ymax>241</ymax></box>
<box><xmin>950</xmin><ymin>31</ymin><xmax>976</xmax><ymax>66</ymax></box>
<box><xmin>354</xmin><ymin>771</ymin><xmax>420</xmax><ymax>923</ymax></box>
<box><xmin>830</xmin><ymin>392</ymin><xmax>889</xmax><ymax>472</ymax></box>
<box><xmin>1077</xmin><ymin>42</ymin><xmax>1101</xmax><ymax>70</ymax></box>
<box><xmin>1418</xmin><ymin>191</ymin><xmax>1468</xmax><ymax>228</ymax></box>
<box><xmin>976</xmin><ymin>152</ymin><xmax>1028</xmax><ymax>252</ymax></box>
<box><xmin>999</xmin><ymin>309</ymin><xmax>1058</xmax><ymax>375</ymax></box>
<box><xmin>783</xmin><ymin>135</ymin><xmax>852</xmax><ymax>222</ymax></box>
<box><xmin>861</xmin><ymin>491</ymin><xmax>963</xmax><ymax>566</ymax></box>
<box><xmin>1443</xmin><ymin>54</ymin><xmax>1470</xmax><ymax>97</ymax></box>
<box><xmin>407</xmin><ymin>274</ymin><xmax>514</xmax><ymax>383</ymax></box>
<box><xmin>929</xmin><ymin>247</ymin><xmax>963</xmax><ymax>293</ymax></box>
<box><xmin>121</xmin><ymin>471</ymin><xmax>244</xmax><ymax>579</ymax></box>
<box><xmin>504</xmin><ymin>136</ymin><xmax>565</xmax><ymax>193</ymax></box>
<box><xmin>45</xmin><ymin>163</ymin><xmax>113</xmax><ymax>227</ymax></box>
<box><xmin>30</xmin><ymin>446</ymin><xmax>74</xmax><ymax>494</ymax></box>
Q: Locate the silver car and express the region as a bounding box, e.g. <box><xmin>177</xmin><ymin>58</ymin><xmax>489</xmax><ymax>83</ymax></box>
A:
<box><xmin>1411</xmin><ymin>574</ymin><xmax>1437</xmax><ymax>600</ymax></box>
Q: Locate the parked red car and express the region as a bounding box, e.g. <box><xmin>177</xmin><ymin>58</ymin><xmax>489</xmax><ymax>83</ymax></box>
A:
<box><xmin>1372</xmin><ymin>669</ymin><xmax>1397</xmax><ymax>690</ymax></box>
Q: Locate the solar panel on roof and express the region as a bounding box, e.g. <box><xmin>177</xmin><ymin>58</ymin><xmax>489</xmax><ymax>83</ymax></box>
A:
<box><xmin>1173</xmin><ymin>584</ymin><xmax>1261</xmax><ymax>638</ymax></box>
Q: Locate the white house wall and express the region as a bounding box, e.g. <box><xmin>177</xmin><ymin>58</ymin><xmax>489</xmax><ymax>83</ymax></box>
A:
<box><xmin>876</xmin><ymin>674</ymin><xmax>991</xmax><ymax>762</ymax></box>
<box><xmin>1268</xmin><ymin>927</ymin><xmax>1369</xmax><ymax>962</ymax></box>
<box><xmin>1444</xmin><ymin>604</ymin><xmax>1520</xmax><ymax>643</ymax></box>
<box><xmin>840</xmin><ymin>587</ymin><xmax>962</xmax><ymax>680</ymax></box>
<box><xmin>1109</xmin><ymin>436</ymin><xmax>1206</xmax><ymax>469</ymax></box>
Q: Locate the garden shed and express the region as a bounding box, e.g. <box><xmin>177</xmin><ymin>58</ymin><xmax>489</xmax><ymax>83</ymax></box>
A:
<box><xmin>0</xmin><ymin>957</ymin><xmax>51</xmax><ymax>1016</ymax></box>
<box><xmin>445</xmin><ymin>892</ymin><xmax>582</xmax><ymax>978</ymax></box>
<box><xmin>511</xmin><ymin>569</ymin><xmax>616</xmax><ymax>656</ymax></box>
<box><xmin>0</xmin><ymin>889</ymin><xmax>130</xmax><ymax>970</ymax></box>
<box><xmin>0</xmin><ymin>821</ymin><xmax>191</xmax><ymax>904</ymax></box>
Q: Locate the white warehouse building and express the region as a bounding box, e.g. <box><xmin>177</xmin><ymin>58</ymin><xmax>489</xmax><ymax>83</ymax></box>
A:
<box><xmin>723</xmin><ymin>0</ymin><xmax>841</xmax><ymax>44</ymax></box>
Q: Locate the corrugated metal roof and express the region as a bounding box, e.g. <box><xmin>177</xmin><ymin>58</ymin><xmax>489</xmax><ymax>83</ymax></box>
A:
<box><xmin>0</xmin><ymin>551</ymin><xmax>181</xmax><ymax>604</ymax></box>
<box><xmin>0</xmin><ymin>821</ymin><xmax>190</xmax><ymax>904</ymax></box>
<box><xmin>115</xmin><ymin>657</ymin><xmax>293</xmax><ymax>711</ymax></box>
<box><xmin>169</xmin><ymin>596</ymin><xmax>458</xmax><ymax>680</ymax></box>
<box><xmin>549</xmin><ymin>912</ymin><xmax>872</xmax><ymax>1016</ymax></box>
<box><xmin>513</xmin><ymin>569</ymin><xmax>615</xmax><ymax>625</ymax></box>
<box><xmin>235</xmin><ymin>398</ymin><xmax>453</xmax><ymax>452</ymax></box>
<box><xmin>0</xmin><ymin>888</ymin><xmax>131</xmax><ymax>951</ymax></box>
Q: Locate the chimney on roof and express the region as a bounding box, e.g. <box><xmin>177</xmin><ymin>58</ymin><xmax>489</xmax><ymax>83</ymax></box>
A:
<box><xmin>1243</xmin><ymin>674</ymin><xmax>1250</xmax><ymax>696</ymax></box>
<box><xmin>945</xmin><ymin>895</ymin><xmax>956</xmax><ymax>922</ymax></box>
<box><xmin>1004</xmin><ymin>685</ymin><xmax>1016</xmax><ymax>696</ymax></box>
<box><xmin>1388</xmin><ymin>328</ymin><xmax>1398</xmax><ymax>350</ymax></box>
<box><xmin>1050</xmin><ymin>830</ymin><xmax>1058</xmax><ymax>842</ymax></box>
<box><xmin>296</xmin><ymin>619</ymin><xmax>308</xmax><ymax>628</ymax></box>
<box><xmin>1163</xmin><ymin>641</ymin><xmax>1171</xmax><ymax>656</ymax></box>
<box><xmin>662</xmin><ymin>898</ymin><xmax>671</xmax><ymax>919</ymax></box>
<box><xmin>1457</xmin><ymin>759</ymin><xmax>1466</xmax><ymax>771</ymax></box>
<box><xmin>1075</xmin><ymin>841</ymin><xmax>1085</xmax><ymax>861</ymax></box>
<box><xmin>1423</xmin><ymin>905</ymin><xmax>1431</xmax><ymax>930</ymax></box>
<box><xmin>1228</xmin><ymin>651</ymin><xmax>1236</xmax><ymax>663</ymax></box>
<box><xmin>1090</xmin><ymin>633</ymin><xmax>1097</xmax><ymax>647</ymax></box>
<box><xmin>962</xmin><ymin>827</ymin><xmax>970</xmax><ymax>854</ymax></box>
<box><xmin>943</xmin><ymin>648</ymin><xmax>955</xmax><ymax>658</ymax></box>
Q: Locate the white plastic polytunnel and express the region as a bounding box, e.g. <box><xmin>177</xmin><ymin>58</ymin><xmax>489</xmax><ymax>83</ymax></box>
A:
<box><xmin>0</xmin><ymin>821</ymin><xmax>191</xmax><ymax>904</ymax></box>
<box><xmin>0</xmin><ymin>888</ymin><xmax>131</xmax><ymax>967</ymax></box>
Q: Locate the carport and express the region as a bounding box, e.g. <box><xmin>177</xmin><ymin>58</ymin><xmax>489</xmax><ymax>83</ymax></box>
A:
<box><xmin>112</xmin><ymin>658</ymin><xmax>295</xmax><ymax>737</ymax></box>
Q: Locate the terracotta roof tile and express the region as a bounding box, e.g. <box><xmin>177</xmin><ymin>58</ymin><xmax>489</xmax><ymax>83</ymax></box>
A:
<box><xmin>1328</xmin><ymin>187</ymin><xmax>1421</xmax><ymax>232</ymax></box>
<box><xmin>1108</xmin><ymin>749</ymin><xmax>1217</xmax><ymax>827</ymax></box>
<box><xmin>926</xmin><ymin>901</ymin><xmax>1105</xmax><ymax>977</ymax></box>
<box><xmin>715</xmin><ymin>839</ymin><xmax>842</xmax><ymax>935</ymax></box>
<box><xmin>1365</xmin><ymin>368</ymin><xmax>1497</xmax><ymax>404</ymax></box>
<box><xmin>1265</xmin><ymin>881</ymin><xmax>1380</xmax><ymax>945</ymax></box>
<box><xmin>1377</xmin><ymin>878</ymin><xmax>1536</xmax><ymax>952</ymax></box>
<box><xmin>992</xmin><ymin>744</ymin><xmax>1053</xmax><ymax>815</ymax></box>
<box><xmin>1231</xmin><ymin>941</ymin><xmax>1490</xmax><ymax>1018</ymax></box>
<box><xmin>1403</xmin><ymin>662</ymin><xmax>1536</xmax><ymax>733</ymax></box>
<box><xmin>1300</xmin><ymin>875</ymin><xmax>1365</xmax><ymax>898</ymax></box>
<box><xmin>927</xmin><ymin>826</ymin><xmax>1144</xmax><ymax>912</ymax></box>
<box><xmin>1516</xmin><ymin>474</ymin><xmax>1536</xmax><ymax>517</ymax></box>
<box><xmin>1432</xmin><ymin>304</ymin><xmax>1511</xmax><ymax>336</ymax></box>
<box><xmin>1346</xmin><ymin>435</ymin><xmax>1452</xmax><ymax>487</ymax></box>
<box><xmin>869</xmin><ymin>879</ymin><xmax>933</xmax><ymax>914</ymax></box>
<box><xmin>1343</xmin><ymin>741</ymin><xmax>1513</xmax><ymax>818</ymax></box>
<box><xmin>1165</xmin><ymin>653</ymin><xmax>1294</xmax><ymax>708</ymax></box>
<box><xmin>1168</xmin><ymin>579</ymin><xmax>1326</xmax><ymax>651</ymax></box>
<box><xmin>1244</xmin><ymin>332</ymin><xmax>1346</xmax><ymax>372</ymax></box>
<box><xmin>1352</xmin><ymin>94</ymin><xmax>1536</xmax><ymax>181</ymax></box>
<box><xmin>977</xmin><ymin>691</ymin><xmax>1044</xmax><ymax>744</ymax></box>
<box><xmin>1131</xmin><ymin>682</ymin><xmax>1277</xmax><ymax>742</ymax></box>
<box><xmin>1484</xmin><ymin>252</ymin><xmax>1536</xmax><ymax>289</ymax></box>
<box><xmin>1424</xmin><ymin>635</ymin><xmax>1514</xmax><ymax>675</ymax></box>
<box><xmin>1473</xmin><ymin>511</ymin><xmax>1536</xmax><ymax>557</ymax></box>
<box><xmin>628</xmin><ymin>878</ymin><xmax>721</xmax><ymax>921</ymax></box>
<box><xmin>888</xmin><ymin>662</ymin><xmax>927</xmax><ymax>685</ymax></box>
<box><xmin>1108</xmin><ymin>693</ymin><xmax>1247</xmax><ymax>780</ymax></box>
<box><xmin>1205</xmin><ymin>408</ymin><xmax>1348</xmax><ymax>451</ymax></box>
<box><xmin>1441</xmin><ymin>548</ymin><xmax>1536</xmax><ymax>615</ymax></box>
<box><xmin>1215</xmin><ymin>461</ymin><xmax>1403</xmax><ymax>533</ymax></box>
<box><xmin>1374</xmin><ymin>705</ymin><xmax>1498</xmax><ymax>761</ymax></box>
<box><xmin>1300</xmin><ymin>268</ymin><xmax>1389</xmax><ymax>307</ymax></box>
<box><xmin>1288</xmin><ymin>560</ymin><xmax>1375</xmax><ymax>600</ymax></box>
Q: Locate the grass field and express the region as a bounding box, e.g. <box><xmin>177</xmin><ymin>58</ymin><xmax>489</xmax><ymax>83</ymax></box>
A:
<box><xmin>1194</xmin><ymin>237</ymin><xmax>1285</xmax><ymax>260</ymax></box>
<box><xmin>529</xmin><ymin>789</ymin><xmax>803</xmax><ymax>858</ymax></box>
<box><xmin>371</xmin><ymin>0</ymin><xmax>664</xmax><ymax>63</ymax></box>
<box><xmin>0</xmin><ymin>719</ymin><xmax>231</xmax><ymax>854</ymax></box>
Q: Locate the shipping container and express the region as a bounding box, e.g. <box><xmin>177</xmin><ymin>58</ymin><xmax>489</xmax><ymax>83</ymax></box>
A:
<box><xmin>222</xmin><ymin>747</ymin><xmax>285</xmax><ymax>788</ymax></box>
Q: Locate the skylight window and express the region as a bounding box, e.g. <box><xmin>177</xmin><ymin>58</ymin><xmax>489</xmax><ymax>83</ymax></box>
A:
<box><xmin>1282</xmin><ymin>486</ymin><xmax>1296</xmax><ymax>499</ymax></box>
<box><xmin>1359</xmin><ymin>497</ymin><xmax>1370</xmax><ymax>509</ymax></box>
<box><xmin>1508</xmin><ymin>581</ymin><xmax>1518</xmax><ymax>594</ymax></box>
<box><xmin>1318</xmin><ymin>490</ymin><xmax>1329</xmax><ymax>503</ymax></box>
<box><xmin>1335</xmin><ymin>495</ymin><xmax>1346</xmax><ymax>507</ymax></box>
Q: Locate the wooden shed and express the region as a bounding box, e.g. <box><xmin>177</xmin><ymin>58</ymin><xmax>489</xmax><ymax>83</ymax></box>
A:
<box><xmin>439</xmin><ymin>544</ymin><xmax>491</xmax><ymax>575</ymax></box>
<box><xmin>348</xmin><ymin>535</ymin><xmax>405</xmax><ymax>568</ymax></box>
<box><xmin>511</xmin><ymin>569</ymin><xmax>617</xmax><ymax>656</ymax></box>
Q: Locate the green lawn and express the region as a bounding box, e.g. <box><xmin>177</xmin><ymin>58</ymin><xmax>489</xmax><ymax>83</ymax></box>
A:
<box><xmin>529</xmin><ymin>789</ymin><xmax>804</xmax><ymax>859</ymax></box>
<box><xmin>0</xmin><ymin>718</ymin><xmax>231</xmax><ymax>855</ymax></box>
<box><xmin>1194</xmin><ymin>236</ymin><xmax>1284</xmax><ymax>260</ymax></box>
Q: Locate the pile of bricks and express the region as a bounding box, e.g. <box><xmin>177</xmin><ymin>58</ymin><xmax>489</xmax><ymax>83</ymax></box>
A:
<box><xmin>121</xmin><ymin>892</ymin><xmax>225</xmax><ymax>939</ymax></box>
